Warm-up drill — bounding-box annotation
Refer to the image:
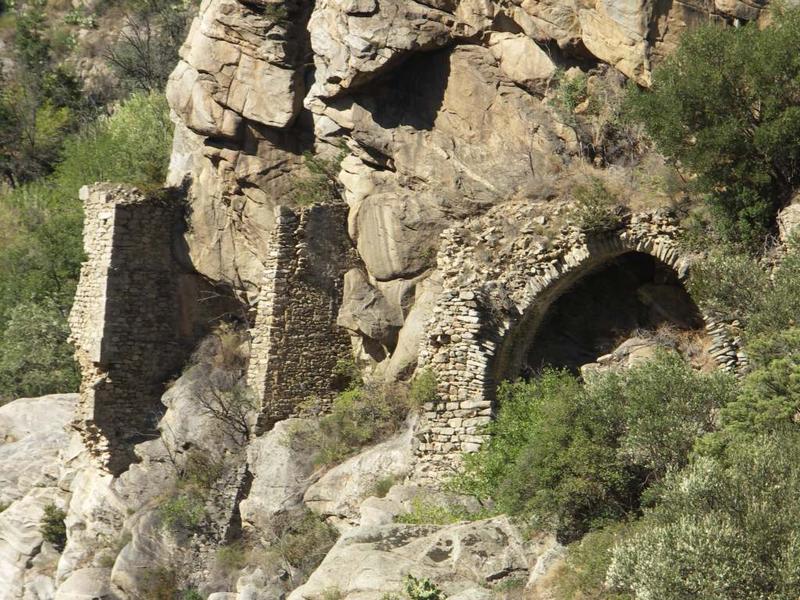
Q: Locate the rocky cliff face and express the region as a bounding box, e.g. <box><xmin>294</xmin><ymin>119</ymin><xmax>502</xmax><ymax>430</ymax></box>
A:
<box><xmin>164</xmin><ymin>0</ymin><xmax>770</xmax><ymax>380</ymax></box>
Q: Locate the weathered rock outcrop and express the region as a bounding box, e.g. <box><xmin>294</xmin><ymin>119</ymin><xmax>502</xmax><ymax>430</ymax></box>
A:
<box><xmin>165</xmin><ymin>0</ymin><xmax>771</xmax><ymax>384</ymax></box>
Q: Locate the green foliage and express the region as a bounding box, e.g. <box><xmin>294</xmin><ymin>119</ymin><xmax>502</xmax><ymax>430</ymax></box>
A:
<box><xmin>687</xmin><ymin>250</ymin><xmax>769</xmax><ymax>321</ymax></box>
<box><xmin>372</xmin><ymin>476</ymin><xmax>395</xmax><ymax>499</ymax></box>
<box><xmin>290</xmin><ymin>381</ymin><xmax>413</xmax><ymax>466</ymax></box>
<box><xmin>607</xmin><ymin>434</ymin><xmax>800</xmax><ymax>600</ymax></box>
<box><xmin>0</xmin><ymin>301</ymin><xmax>79</xmax><ymax>403</ymax></box>
<box><xmin>687</xmin><ymin>244</ymin><xmax>800</xmax><ymax>334</ymax></box>
<box><xmin>216</xmin><ymin>543</ymin><xmax>247</xmax><ymax>573</ymax></box>
<box><xmin>552</xmin><ymin>71</ymin><xmax>589</xmax><ymax>124</ymax></box>
<box><xmin>182</xmin><ymin>590</ymin><xmax>204</xmax><ymax>600</ymax></box>
<box><xmin>456</xmin><ymin>355</ymin><xmax>734</xmax><ymax>540</ymax></box>
<box><xmin>291</xmin><ymin>144</ymin><xmax>347</xmax><ymax>206</ymax></box>
<box><xmin>569</xmin><ymin>177</ymin><xmax>623</xmax><ymax>233</ymax></box>
<box><xmin>160</xmin><ymin>494</ymin><xmax>206</xmax><ymax>532</ymax></box>
<box><xmin>0</xmin><ymin>92</ymin><xmax>173</xmax><ymax>401</ymax></box>
<box><xmin>553</xmin><ymin>523</ymin><xmax>633</xmax><ymax>600</ymax></box>
<box><xmin>409</xmin><ymin>370</ymin><xmax>437</xmax><ymax>408</ymax></box>
<box><xmin>394</xmin><ymin>497</ymin><xmax>474</xmax><ymax>525</ymax></box>
<box><xmin>698</xmin><ymin>327</ymin><xmax>800</xmax><ymax>456</ymax></box>
<box><xmin>159</xmin><ymin>450</ymin><xmax>224</xmax><ymax>533</ymax></box>
<box><xmin>270</xmin><ymin>510</ymin><xmax>339</xmax><ymax>577</ymax></box>
<box><xmin>404</xmin><ymin>575</ymin><xmax>446</xmax><ymax>600</ymax></box>
<box><xmin>624</xmin><ymin>6</ymin><xmax>800</xmax><ymax>247</ymax></box>
<box><xmin>746</xmin><ymin>249</ymin><xmax>800</xmax><ymax>337</ymax></box>
<box><xmin>40</xmin><ymin>503</ymin><xmax>67</xmax><ymax>550</ymax></box>
<box><xmin>139</xmin><ymin>568</ymin><xmax>181</xmax><ymax>600</ymax></box>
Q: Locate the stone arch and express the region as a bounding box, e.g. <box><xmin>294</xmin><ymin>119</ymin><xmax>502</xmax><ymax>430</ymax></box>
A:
<box><xmin>415</xmin><ymin>210</ymin><xmax>744</xmax><ymax>478</ymax></box>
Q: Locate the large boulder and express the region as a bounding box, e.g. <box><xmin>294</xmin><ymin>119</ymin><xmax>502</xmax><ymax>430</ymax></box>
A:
<box><xmin>0</xmin><ymin>395</ymin><xmax>78</xmax><ymax>505</ymax></box>
<box><xmin>0</xmin><ymin>488</ymin><xmax>68</xmax><ymax>600</ymax></box>
<box><xmin>303</xmin><ymin>418</ymin><xmax>416</xmax><ymax>528</ymax></box>
<box><xmin>288</xmin><ymin>517</ymin><xmax>535</xmax><ymax>600</ymax></box>
<box><xmin>239</xmin><ymin>418</ymin><xmax>320</xmax><ymax>533</ymax></box>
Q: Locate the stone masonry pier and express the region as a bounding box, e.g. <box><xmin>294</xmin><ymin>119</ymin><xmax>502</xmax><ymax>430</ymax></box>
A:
<box><xmin>247</xmin><ymin>203</ymin><xmax>354</xmax><ymax>432</ymax></box>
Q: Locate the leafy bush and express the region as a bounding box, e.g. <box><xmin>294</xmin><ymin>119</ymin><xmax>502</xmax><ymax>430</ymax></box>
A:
<box><xmin>552</xmin><ymin>523</ymin><xmax>633</xmax><ymax>600</ymax></box>
<box><xmin>159</xmin><ymin>450</ymin><xmax>224</xmax><ymax>533</ymax></box>
<box><xmin>688</xmin><ymin>244</ymin><xmax>800</xmax><ymax>336</ymax></box>
<box><xmin>409</xmin><ymin>370</ymin><xmax>437</xmax><ymax>408</ymax></box>
<box><xmin>394</xmin><ymin>497</ymin><xmax>473</xmax><ymax>525</ymax></box>
<box><xmin>404</xmin><ymin>575</ymin><xmax>446</xmax><ymax>600</ymax></box>
<box><xmin>457</xmin><ymin>354</ymin><xmax>734</xmax><ymax>540</ymax></box>
<box><xmin>687</xmin><ymin>251</ymin><xmax>769</xmax><ymax>321</ymax></box>
<box><xmin>698</xmin><ymin>327</ymin><xmax>800</xmax><ymax>456</ymax></box>
<box><xmin>607</xmin><ymin>434</ymin><xmax>800</xmax><ymax>600</ymax></box>
<box><xmin>624</xmin><ymin>5</ymin><xmax>800</xmax><ymax>247</ymax></box>
<box><xmin>160</xmin><ymin>494</ymin><xmax>205</xmax><ymax>532</ymax></box>
<box><xmin>291</xmin><ymin>145</ymin><xmax>347</xmax><ymax>206</ymax></box>
<box><xmin>289</xmin><ymin>381</ymin><xmax>413</xmax><ymax>466</ymax></box>
<box><xmin>0</xmin><ymin>300</ymin><xmax>79</xmax><ymax>403</ymax></box>
<box><xmin>569</xmin><ymin>177</ymin><xmax>623</xmax><ymax>233</ymax></box>
<box><xmin>40</xmin><ymin>503</ymin><xmax>67</xmax><ymax>550</ymax></box>
<box><xmin>263</xmin><ymin>510</ymin><xmax>339</xmax><ymax>580</ymax></box>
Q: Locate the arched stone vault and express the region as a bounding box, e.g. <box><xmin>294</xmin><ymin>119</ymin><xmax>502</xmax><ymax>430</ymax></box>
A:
<box><xmin>415</xmin><ymin>209</ymin><xmax>746</xmax><ymax>478</ymax></box>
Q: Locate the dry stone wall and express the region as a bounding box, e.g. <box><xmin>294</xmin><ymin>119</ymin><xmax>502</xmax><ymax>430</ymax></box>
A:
<box><xmin>69</xmin><ymin>185</ymin><xmax>190</xmax><ymax>474</ymax></box>
<box><xmin>247</xmin><ymin>203</ymin><xmax>354</xmax><ymax>432</ymax></box>
<box><xmin>415</xmin><ymin>209</ymin><xmax>746</xmax><ymax>478</ymax></box>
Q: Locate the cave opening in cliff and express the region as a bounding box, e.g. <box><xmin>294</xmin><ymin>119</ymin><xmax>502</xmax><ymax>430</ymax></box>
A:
<box><xmin>520</xmin><ymin>252</ymin><xmax>706</xmax><ymax>376</ymax></box>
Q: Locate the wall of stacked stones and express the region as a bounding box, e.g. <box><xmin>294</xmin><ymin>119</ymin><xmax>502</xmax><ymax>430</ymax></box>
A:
<box><xmin>247</xmin><ymin>203</ymin><xmax>354</xmax><ymax>432</ymax></box>
<box><xmin>70</xmin><ymin>185</ymin><xmax>198</xmax><ymax>473</ymax></box>
<box><xmin>415</xmin><ymin>211</ymin><xmax>746</xmax><ymax>477</ymax></box>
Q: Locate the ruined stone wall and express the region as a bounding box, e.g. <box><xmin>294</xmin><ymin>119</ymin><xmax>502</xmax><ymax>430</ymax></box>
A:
<box><xmin>247</xmin><ymin>203</ymin><xmax>354</xmax><ymax>432</ymax></box>
<box><xmin>70</xmin><ymin>184</ymin><xmax>189</xmax><ymax>474</ymax></box>
<box><xmin>415</xmin><ymin>209</ymin><xmax>746</xmax><ymax>478</ymax></box>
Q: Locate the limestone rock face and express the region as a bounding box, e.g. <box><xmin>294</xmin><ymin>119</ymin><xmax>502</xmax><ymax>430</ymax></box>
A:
<box><xmin>0</xmin><ymin>488</ymin><xmax>68</xmax><ymax>600</ymax></box>
<box><xmin>0</xmin><ymin>394</ymin><xmax>77</xmax><ymax>505</ymax></box>
<box><xmin>303</xmin><ymin>418</ymin><xmax>416</xmax><ymax>528</ymax></box>
<box><xmin>239</xmin><ymin>418</ymin><xmax>320</xmax><ymax>532</ymax></box>
<box><xmin>288</xmin><ymin>517</ymin><xmax>541</xmax><ymax>600</ymax></box>
<box><xmin>165</xmin><ymin>0</ymin><xmax>768</xmax><ymax>376</ymax></box>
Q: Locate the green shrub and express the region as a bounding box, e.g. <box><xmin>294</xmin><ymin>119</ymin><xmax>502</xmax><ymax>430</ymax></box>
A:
<box><xmin>40</xmin><ymin>503</ymin><xmax>67</xmax><ymax>550</ymax></box>
<box><xmin>607</xmin><ymin>434</ymin><xmax>800</xmax><ymax>599</ymax></box>
<box><xmin>553</xmin><ymin>523</ymin><xmax>633</xmax><ymax>600</ymax></box>
<box><xmin>0</xmin><ymin>91</ymin><xmax>173</xmax><ymax>400</ymax></box>
<box><xmin>394</xmin><ymin>497</ymin><xmax>473</xmax><ymax>525</ymax></box>
<box><xmin>409</xmin><ymin>370</ymin><xmax>437</xmax><ymax>408</ymax></box>
<box><xmin>372</xmin><ymin>476</ymin><xmax>395</xmax><ymax>499</ymax></box>
<box><xmin>182</xmin><ymin>590</ymin><xmax>203</xmax><ymax>600</ymax></box>
<box><xmin>746</xmin><ymin>249</ymin><xmax>800</xmax><ymax>337</ymax></box>
<box><xmin>404</xmin><ymin>575</ymin><xmax>446</xmax><ymax>600</ymax></box>
<box><xmin>139</xmin><ymin>568</ymin><xmax>181</xmax><ymax>600</ymax></box>
<box><xmin>266</xmin><ymin>510</ymin><xmax>338</xmax><ymax>579</ymax></box>
<box><xmin>216</xmin><ymin>542</ymin><xmax>247</xmax><ymax>573</ymax></box>
<box><xmin>624</xmin><ymin>5</ymin><xmax>800</xmax><ymax>247</ymax></box>
<box><xmin>551</xmin><ymin>71</ymin><xmax>589</xmax><ymax>124</ymax></box>
<box><xmin>0</xmin><ymin>300</ymin><xmax>79</xmax><ymax>403</ymax></box>
<box><xmin>159</xmin><ymin>494</ymin><xmax>205</xmax><ymax>532</ymax></box>
<box><xmin>290</xmin><ymin>381</ymin><xmax>413</xmax><ymax>466</ymax></box>
<box><xmin>698</xmin><ymin>327</ymin><xmax>800</xmax><ymax>457</ymax></box>
<box><xmin>291</xmin><ymin>145</ymin><xmax>347</xmax><ymax>206</ymax></box>
<box><xmin>569</xmin><ymin>177</ymin><xmax>623</xmax><ymax>233</ymax></box>
<box><xmin>687</xmin><ymin>250</ymin><xmax>769</xmax><ymax>321</ymax></box>
<box><xmin>456</xmin><ymin>354</ymin><xmax>734</xmax><ymax>540</ymax></box>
